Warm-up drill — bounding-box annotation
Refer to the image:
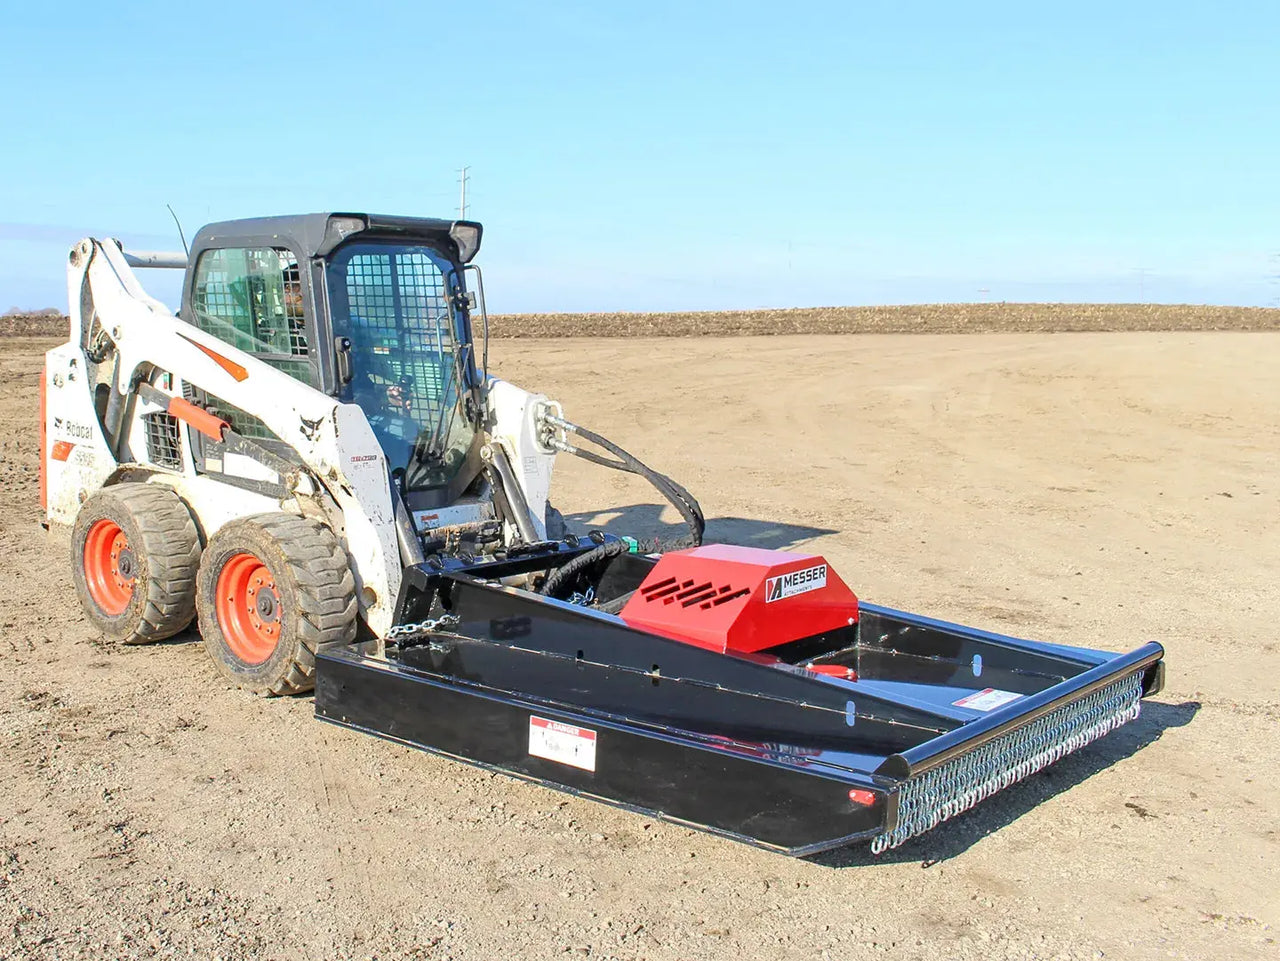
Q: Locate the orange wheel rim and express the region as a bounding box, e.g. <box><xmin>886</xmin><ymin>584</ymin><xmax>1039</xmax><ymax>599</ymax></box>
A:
<box><xmin>84</xmin><ymin>519</ymin><xmax>136</xmax><ymax>616</ymax></box>
<box><xmin>215</xmin><ymin>552</ymin><xmax>282</xmax><ymax>665</ymax></box>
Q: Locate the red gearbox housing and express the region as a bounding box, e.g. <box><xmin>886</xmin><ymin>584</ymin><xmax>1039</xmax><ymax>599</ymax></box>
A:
<box><xmin>618</xmin><ymin>544</ymin><xmax>859</xmax><ymax>654</ymax></box>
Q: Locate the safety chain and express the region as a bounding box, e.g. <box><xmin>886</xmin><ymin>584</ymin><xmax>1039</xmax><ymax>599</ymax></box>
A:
<box><xmin>871</xmin><ymin>671</ymin><xmax>1144</xmax><ymax>854</ymax></box>
<box><xmin>567</xmin><ymin>587</ymin><xmax>597</xmax><ymax>607</ymax></box>
<box><xmin>386</xmin><ymin>613</ymin><xmax>462</xmax><ymax>642</ymax></box>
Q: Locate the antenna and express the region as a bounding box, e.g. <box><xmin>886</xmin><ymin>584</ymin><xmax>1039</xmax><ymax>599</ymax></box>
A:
<box><xmin>458</xmin><ymin>166</ymin><xmax>470</xmax><ymax>219</ymax></box>
<box><xmin>166</xmin><ymin>204</ymin><xmax>189</xmax><ymax>258</ymax></box>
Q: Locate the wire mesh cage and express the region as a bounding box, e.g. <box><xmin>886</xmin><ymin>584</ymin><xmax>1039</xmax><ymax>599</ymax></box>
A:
<box><xmin>333</xmin><ymin>244</ymin><xmax>477</xmax><ymax>490</ymax></box>
<box><xmin>342</xmin><ymin>249</ymin><xmax>456</xmax><ymax>423</ymax></box>
<box><xmin>143</xmin><ymin>412</ymin><xmax>182</xmax><ymax>470</ymax></box>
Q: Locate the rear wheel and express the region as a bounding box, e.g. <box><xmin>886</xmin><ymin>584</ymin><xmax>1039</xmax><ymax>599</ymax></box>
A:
<box><xmin>71</xmin><ymin>484</ymin><xmax>201</xmax><ymax>644</ymax></box>
<box><xmin>196</xmin><ymin>514</ymin><xmax>356</xmax><ymax>695</ymax></box>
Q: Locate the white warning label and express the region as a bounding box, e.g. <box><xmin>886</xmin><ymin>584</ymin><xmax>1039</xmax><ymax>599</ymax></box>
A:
<box><xmin>765</xmin><ymin>564</ymin><xmax>828</xmax><ymax>603</ymax></box>
<box><xmin>528</xmin><ymin>716</ymin><xmax>597</xmax><ymax>772</ymax></box>
<box><xmin>953</xmin><ymin>688</ymin><xmax>1023</xmax><ymax>712</ymax></box>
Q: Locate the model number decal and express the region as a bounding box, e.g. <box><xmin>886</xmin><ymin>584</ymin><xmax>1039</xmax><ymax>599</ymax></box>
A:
<box><xmin>528</xmin><ymin>716</ymin><xmax>597</xmax><ymax>772</ymax></box>
<box><xmin>765</xmin><ymin>564</ymin><xmax>828</xmax><ymax>603</ymax></box>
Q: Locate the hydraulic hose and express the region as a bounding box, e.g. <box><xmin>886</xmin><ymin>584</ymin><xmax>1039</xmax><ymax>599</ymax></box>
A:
<box><xmin>539</xmin><ymin>414</ymin><xmax>704</xmax><ymax>600</ymax></box>
<box><xmin>554</xmin><ymin>420</ymin><xmax>704</xmax><ymax>545</ymax></box>
<box><xmin>540</xmin><ymin>539</ymin><xmax>632</xmax><ymax>600</ymax></box>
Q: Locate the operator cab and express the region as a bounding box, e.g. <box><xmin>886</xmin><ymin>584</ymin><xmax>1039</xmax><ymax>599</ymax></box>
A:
<box><xmin>177</xmin><ymin>213</ymin><xmax>488</xmax><ymax>513</ymax></box>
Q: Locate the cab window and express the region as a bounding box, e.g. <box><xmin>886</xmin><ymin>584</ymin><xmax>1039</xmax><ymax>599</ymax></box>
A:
<box><xmin>189</xmin><ymin>246</ymin><xmax>314</xmax><ymax>386</ymax></box>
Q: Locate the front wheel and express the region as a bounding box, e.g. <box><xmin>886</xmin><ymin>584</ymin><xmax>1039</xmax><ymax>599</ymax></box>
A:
<box><xmin>196</xmin><ymin>514</ymin><xmax>356</xmax><ymax>695</ymax></box>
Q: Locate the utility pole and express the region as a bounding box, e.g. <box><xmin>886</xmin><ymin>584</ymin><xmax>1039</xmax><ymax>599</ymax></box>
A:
<box><xmin>458</xmin><ymin>166</ymin><xmax>470</xmax><ymax>219</ymax></box>
<box><xmin>1133</xmin><ymin>267</ymin><xmax>1152</xmax><ymax>303</ymax></box>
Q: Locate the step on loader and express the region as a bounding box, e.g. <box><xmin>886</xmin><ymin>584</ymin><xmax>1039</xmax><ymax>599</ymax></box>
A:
<box><xmin>41</xmin><ymin>213</ymin><xmax>1164</xmax><ymax>854</ymax></box>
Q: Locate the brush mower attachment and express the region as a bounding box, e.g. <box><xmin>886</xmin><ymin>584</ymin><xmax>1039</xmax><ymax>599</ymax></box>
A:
<box><xmin>315</xmin><ymin>541</ymin><xmax>1163</xmax><ymax>856</ymax></box>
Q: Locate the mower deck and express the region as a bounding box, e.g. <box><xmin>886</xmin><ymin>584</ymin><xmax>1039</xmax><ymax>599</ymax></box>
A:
<box><xmin>314</xmin><ymin>543</ymin><xmax>1164</xmax><ymax>855</ymax></box>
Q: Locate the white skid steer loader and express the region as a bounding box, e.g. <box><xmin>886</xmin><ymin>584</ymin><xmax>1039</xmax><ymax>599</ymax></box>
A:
<box><xmin>43</xmin><ymin>213</ymin><xmax>571</xmax><ymax>693</ymax></box>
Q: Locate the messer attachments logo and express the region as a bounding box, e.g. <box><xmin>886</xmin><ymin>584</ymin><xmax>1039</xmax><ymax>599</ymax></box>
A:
<box><xmin>765</xmin><ymin>564</ymin><xmax>828</xmax><ymax>603</ymax></box>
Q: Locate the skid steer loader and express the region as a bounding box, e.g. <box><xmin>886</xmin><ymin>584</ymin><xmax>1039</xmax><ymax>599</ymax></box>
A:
<box><xmin>41</xmin><ymin>213</ymin><xmax>1164</xmax><ymax>854</ymax></box>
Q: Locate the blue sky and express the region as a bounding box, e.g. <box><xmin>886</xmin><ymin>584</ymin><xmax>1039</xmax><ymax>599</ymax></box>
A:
<box><xmin>2</xmin><ymin>1</ymin><xmax>1277</xmax><ymax>312</ymax></box>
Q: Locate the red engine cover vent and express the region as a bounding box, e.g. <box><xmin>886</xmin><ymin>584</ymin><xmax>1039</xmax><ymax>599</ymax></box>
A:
<box><xmin>638</xmin><ymin>576</ymin><xmax>752</xmax><ymax>610</ymax></box>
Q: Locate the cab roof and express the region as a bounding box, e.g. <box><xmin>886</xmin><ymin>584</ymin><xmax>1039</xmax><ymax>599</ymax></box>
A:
<box><xmin>188</xmin><ymin>212</ymin><xmax>482</xmax><ymax>264</ymax></box>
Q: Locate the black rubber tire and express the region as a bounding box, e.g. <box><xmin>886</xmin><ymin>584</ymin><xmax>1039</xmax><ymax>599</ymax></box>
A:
<box><xmin>196</xmin><ymin>513</ymin><xmax>356</xmax><ymax>696</ymax></box>
<box><xmin>71</xmin><ymin>483</ymin><xmax>201</xmax><ymax>644</ymax></box>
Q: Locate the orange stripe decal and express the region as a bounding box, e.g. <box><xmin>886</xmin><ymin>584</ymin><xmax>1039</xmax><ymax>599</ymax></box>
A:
<box><xmin>178</xmin><ymin>334</ymin><xmax>249</xmax><ymax>382</ymax></box>
<box><xmin>51</xmin><ymin>440</ymin><xmax>75</xmax><ymax>461</ymax></box>
<box><xmin>167</xmin><ymin>395</ymin><xmax>230</xmax><ymax>441</ymax></box>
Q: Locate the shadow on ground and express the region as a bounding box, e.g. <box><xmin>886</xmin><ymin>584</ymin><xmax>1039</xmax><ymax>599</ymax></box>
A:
<box><xmin>563</xmin><ymin>503</ymin><xmax>838</xmax><ymax>551</ymax></box>
<box><xmin>809</xmin><ymin>699</ymin><xmax>1201</xmax><ymax>869</ymax></box>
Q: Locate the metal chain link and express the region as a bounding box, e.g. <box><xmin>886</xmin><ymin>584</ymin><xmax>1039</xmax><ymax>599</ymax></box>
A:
<box><xmin>386</xmin><ymin>613</ymin><xmax>461</xmax><ymax>642</ymax></box>
<box><xmin>567</xmin><ymin>586</ymin><xmax>597</xmax><ymax>607</ymax></box>
<box><xmin>871</xmin><ymin>671</ymin><xmax>1144</xmax><ymax>855</ymax></box>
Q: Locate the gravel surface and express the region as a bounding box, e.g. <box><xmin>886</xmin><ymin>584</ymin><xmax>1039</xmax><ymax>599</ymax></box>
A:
<box><xmin>0</xmin><ymin>331</ymin><xmax>1276</xmax><ymax>960</ymax></box>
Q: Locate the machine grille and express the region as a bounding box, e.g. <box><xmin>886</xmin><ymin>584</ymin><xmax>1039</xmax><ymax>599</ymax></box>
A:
<box><xmin>143</xmin><ymin>411</ymin><xmax>182</xmax><ymax>470</ymax></box>
<box><xmin>872</xmin><ymin>671</ymin><xmax>1144</xmax><ymax>853</ymax></box>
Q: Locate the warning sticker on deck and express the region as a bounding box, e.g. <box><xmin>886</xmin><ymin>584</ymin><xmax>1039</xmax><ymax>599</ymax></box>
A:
<box><xmin>528</xmin><ymin>716</ymin><xmax>597</xmax><ymax>772</ymax></box>
<box><xmin>953</xmin><ymin>688</ymin><xmax>1023</xmax><ymax>711</ymax></box>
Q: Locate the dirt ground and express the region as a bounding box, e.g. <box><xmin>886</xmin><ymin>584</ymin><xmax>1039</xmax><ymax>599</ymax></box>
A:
<box><xmin>1</xmin><ymin>332</ymin><xmax>1276</xmax><ymax>960</ymax></box>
